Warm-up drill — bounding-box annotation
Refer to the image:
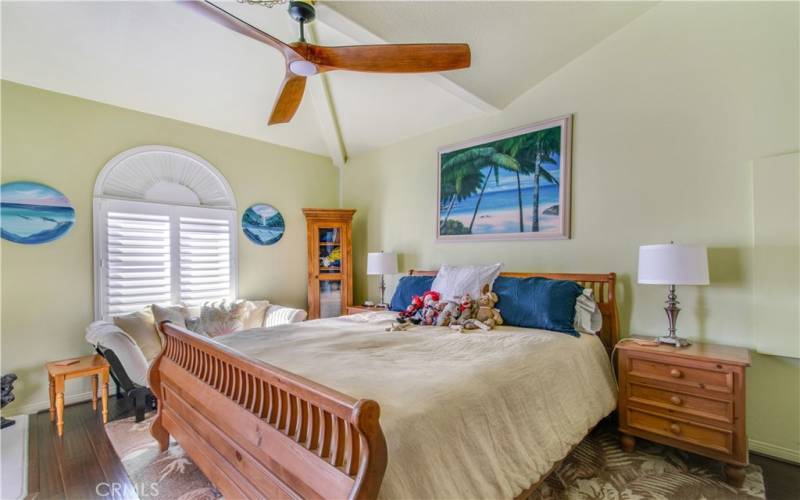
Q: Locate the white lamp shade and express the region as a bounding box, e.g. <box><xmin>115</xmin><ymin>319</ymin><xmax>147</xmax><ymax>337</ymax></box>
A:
<box><xmin>638</xmin><ymin>244</ymin><xmax>710</xmax><ymax>285</ymax></box>
<box><xmin>367</xmin><ymin>252</ymin><xmax>398</xmax><ymax>275</ymax></box>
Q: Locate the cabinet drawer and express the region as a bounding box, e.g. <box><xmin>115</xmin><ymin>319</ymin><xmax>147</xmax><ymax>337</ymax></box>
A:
<box><xmin>628</xmin><ymin>382</ymin><xmax>733</xmax><ymax>424</ymax></box>
<box><xmin>627</xmin><ymin>407</ymin><xmax>733</xmax><ymax>455</ymax></box>
<box><xmin>628</xmin><ymin>356</ymin><xmax>733</xmax><ymax>394</ymax></box>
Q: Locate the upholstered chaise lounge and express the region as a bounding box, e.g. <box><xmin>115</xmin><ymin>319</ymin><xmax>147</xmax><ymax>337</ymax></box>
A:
<box><xmin>85</xmin><ymin>303</ymin><xmax>307</xmax><ymax>421</ymax></box>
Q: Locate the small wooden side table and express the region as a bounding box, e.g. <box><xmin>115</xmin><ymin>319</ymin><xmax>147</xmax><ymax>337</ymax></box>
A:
<box><xmin>46</xmin><ymin>354</ymin><xmax>110</xmax><ymax>436</ymax></box>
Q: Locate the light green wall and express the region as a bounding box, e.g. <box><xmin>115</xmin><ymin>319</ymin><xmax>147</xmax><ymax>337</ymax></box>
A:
<box><xmin>341</xmin><ymin>2</ymin><xmax>800</xmax><ymax>460</ymax></box>
<box><xmin>0</xmin><ymin>80</ymin><xmax>338</xmax><ymax>414</ymax></box>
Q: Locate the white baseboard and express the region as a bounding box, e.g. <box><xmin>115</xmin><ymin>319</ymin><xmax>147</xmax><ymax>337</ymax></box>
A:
<box><xmin>749</xmin><ymin>438</ymin><xmax>800</xmax><ymax>464</ymax></box>
<box><xmin>11</xmin><ymin>391</ymin><xmax>95</xmax><ymax>417</ymax></box>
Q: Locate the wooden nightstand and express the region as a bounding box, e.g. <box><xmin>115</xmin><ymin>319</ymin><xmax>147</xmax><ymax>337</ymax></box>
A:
<box><xmin>346</xmin><ymin>305</ymin><xmax>389</xmax><ymax>315</ymax></box>
<box><xmin>616</xmin><ymin>338</ymin><xmax>751</xmax><ymax>487</ymax></box>
<box><xmin>46</xmin><ymin>354</ymin><xmax>110</xmax><ymax>437</ymax></box>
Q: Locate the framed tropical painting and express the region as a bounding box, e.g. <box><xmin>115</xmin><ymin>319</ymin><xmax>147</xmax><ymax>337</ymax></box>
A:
<box><xmin>436</xmin><ymin>115</ymin><xmax>572</xmax><ymax>241</ymax></box>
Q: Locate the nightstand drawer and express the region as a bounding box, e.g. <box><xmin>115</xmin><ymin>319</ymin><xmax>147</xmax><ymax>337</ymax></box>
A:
<box><xmin>627</xmin><ymin>407</ymin><xmax>733</xmax><ymax>455</ymax></box>
<box><xmin>628</xmin><ymin>382</ymin><xmax>733</xmax><ymax>424</ymax></box>
<box><xmin>628</xmin><ymin>355</ymin><xmax>733</xmax><ymax>394</ymax></box>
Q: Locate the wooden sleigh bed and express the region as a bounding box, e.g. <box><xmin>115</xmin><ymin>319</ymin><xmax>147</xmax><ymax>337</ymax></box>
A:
<box><xmin>148</xmin><ymin>271</ymin><xmax>619</xmax><ymax>499</ymax></box>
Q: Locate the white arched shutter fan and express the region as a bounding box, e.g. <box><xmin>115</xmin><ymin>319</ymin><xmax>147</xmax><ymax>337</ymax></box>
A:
<box><xmin>93</xmin><ymin>146</ymin><xmax>237</xmax><ymax>320</ymax></box>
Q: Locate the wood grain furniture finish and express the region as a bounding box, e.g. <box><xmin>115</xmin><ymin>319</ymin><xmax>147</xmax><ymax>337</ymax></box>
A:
<box><xmin>46</xmin><ymin>355</ymin><xmax>109</xmax><ymax>436</ymax></box>
<box><xmin>346</xmin><ymin>305</ymin><xmax>388</xmax><ymax>315</ymax></box>
<box><xmin>617</xmin><ymin>339</ymin><xmax>751</xmax><ymax>487</ymax></box>
<box><xmin>149</xmin><ymin>271</ymin><xmax>619</xmax><ymax>499</ymax></box>
<box><xmin>150</xmin><ymin>320</ymin><xmax>387</xmax><ymax>500</ymax></box>
<box><xmin>303</xmin><ymin>208</ymin><xmax>356</xmax><ymax>319</ymax></box>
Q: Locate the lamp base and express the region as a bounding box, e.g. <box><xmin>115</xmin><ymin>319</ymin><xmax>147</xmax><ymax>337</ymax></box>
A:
<box><xmin>657</xmin><ymin>335</ymin><xmax>692</xmax><ymax>347</ymax></box>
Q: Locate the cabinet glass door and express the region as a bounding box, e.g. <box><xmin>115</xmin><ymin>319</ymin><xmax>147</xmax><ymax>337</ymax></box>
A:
<box><xmin>319</xmin><ymin>280</ymin><xmax>342</xmax><ymax>318</ymax></box>
<box><xmin>318</xmin><ymin>227</ymin><xmax>341</xmax><ymax>274</ymax></box>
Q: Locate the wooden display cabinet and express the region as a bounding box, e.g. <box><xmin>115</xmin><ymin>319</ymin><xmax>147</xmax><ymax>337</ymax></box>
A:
<box><xmin>303</xmin><ymin>208</ymin><xmax>356</xmax><ymax>319</ymax></box>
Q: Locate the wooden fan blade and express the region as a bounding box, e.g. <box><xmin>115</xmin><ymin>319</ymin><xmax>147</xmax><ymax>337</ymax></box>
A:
<box><xmin>182</xmin><ymin>1</ymin><xmax>299</xmax><ymax>60</ymax></box>
<box><xmin>269</xmin><ymin>73</ymin><xmax>307</xmax><ymax>125</ymax></box>
<box><xmin>308</xmin><ymin>43</ymin><xmax>470</xmax><ymax>73</ymax></box>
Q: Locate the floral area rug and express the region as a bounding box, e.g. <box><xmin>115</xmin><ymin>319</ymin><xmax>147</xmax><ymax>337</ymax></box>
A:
<box><xmin>106</xmin><ymin>416</ymin><xmax>764</xmax><ymax>499</ymax></box>
<box><xmin>104</xmin><ymin>415</ymin><xmax>221</xmax><ymax>500</ymax></box>
<box><xmin>528</xmin><ymin>425</ymin><xmax>764</xmax><ymax>500</ymax></box>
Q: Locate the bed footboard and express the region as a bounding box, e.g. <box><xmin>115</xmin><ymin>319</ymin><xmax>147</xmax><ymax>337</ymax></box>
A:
<box><xmin>148</xmin><ymin>321</ymin><xmax>388</xmax><ymax>499</ymax></box>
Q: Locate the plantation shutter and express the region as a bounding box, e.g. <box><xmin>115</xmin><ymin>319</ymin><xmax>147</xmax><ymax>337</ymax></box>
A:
<box><xmin>179</xmin><ymin>213</ymin><xmax>233</xmax><ymax>307</ymax></box>
<box><xmin>96</xmin><ymin>199</ymin><xmax>236</xmax><ymax>319</ymax></box>
<box><xmin>104</xmin><ymin>209</ymin><xmax>172</xmax><ymax>316</ymax></box>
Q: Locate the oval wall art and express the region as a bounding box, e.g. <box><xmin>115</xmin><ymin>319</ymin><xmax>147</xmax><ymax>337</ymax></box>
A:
<box><xmin>1</xmin><ymin>181</ymin><xmax>75</xmax><ymax>244</ymax></box>
<box><xmin>242</xmin><ymin>203</ymin><xmax>285</xmax><ymax>245</ymax></box>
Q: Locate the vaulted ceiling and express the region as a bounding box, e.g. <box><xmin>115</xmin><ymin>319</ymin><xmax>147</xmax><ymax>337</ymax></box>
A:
<box><xmin>1</xmin><ymin>1</ymin><xmax>654</xmax><ymax>164</ymax></box>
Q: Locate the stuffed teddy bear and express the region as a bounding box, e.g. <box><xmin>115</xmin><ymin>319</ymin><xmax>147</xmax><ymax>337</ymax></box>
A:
<box><xmin>474</xmin><ymin>283</ymin><xmax>503</xmax><ymax>328</ymax></box>
<box><xmin>452</xmin><ymin>284</ymin><xmax>503</xmax><ymax>332</ymax></box>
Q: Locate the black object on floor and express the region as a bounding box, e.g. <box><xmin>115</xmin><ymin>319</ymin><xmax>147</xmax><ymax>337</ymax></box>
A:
<box><xmin>1</xmin><ymin>372</ymin><xmax>18</xmax><ymax>429</ymax></box>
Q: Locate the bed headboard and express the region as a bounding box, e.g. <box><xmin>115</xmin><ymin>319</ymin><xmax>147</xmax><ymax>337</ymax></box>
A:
<box><xmin>408</xmin><ymin>270</ymin><xmax>620</xmax><ymax>357</ymax></box>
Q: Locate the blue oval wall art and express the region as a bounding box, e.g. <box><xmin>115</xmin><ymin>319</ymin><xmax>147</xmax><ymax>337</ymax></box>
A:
<box><xmin>242</xmin><ymin>203</ymin><xmax>285</xmax><ymax>245</ymax></box>
<box><xmin>1</xmin><ymin>181</ymin><xmax>75</xmax><ymax>245</ymax></box>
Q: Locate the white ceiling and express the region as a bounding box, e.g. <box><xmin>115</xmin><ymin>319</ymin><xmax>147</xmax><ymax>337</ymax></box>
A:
<box><xmin>328</xmin><ymin>1</ymin><xmax>655</xmax><ymax>109</ymax></box>
<box><xmin>2</xmin><ymin>1</ymin><xmax>655</xmax><ymax>161</ymax></box>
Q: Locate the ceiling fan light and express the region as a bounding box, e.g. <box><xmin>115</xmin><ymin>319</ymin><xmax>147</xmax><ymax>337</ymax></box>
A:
<box><xmin>289</xmin><ymin>60</ymin><xmax>318</xmax><ymax>76</ymax></box>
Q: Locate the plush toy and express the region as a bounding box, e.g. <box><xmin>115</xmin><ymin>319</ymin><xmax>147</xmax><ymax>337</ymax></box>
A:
<box><xmin>398</xmin><ymin>293</ymin><xmax>425</xmax><ymax>322</ymax></box>
<box><xmin>451</xmin><ymin>284</ymin><xmax>503</xmax><ymax>332</ymax></box>
<box><xmin>399</xmin><ymin>290</ymin><xmax>441</xmax><ymax>325</ymax></box>
<box><xmin>474</xmin><ymin>283</ymin><xmax>503</xmax><ymax>328</ymax></box>
<box><xmin>450</xmin><ymin>294</ymin><xmax>474</xmax><ymax>327</ymax></box>
<box><xmin>386</xmin><ymin>321</ymin><xmax>414</xmax><ymax>332</ymax></box>
<box><xmin>435</xmin><ymin>300</ymin><xmax>461</xmax><ymax>326</ymax></box>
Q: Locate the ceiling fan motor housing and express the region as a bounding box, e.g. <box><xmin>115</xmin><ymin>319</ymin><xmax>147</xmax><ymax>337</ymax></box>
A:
<box><xmin>288</xmin><ymin>1</ymin><xmax>316</xmax><ymax>24</ymax></box>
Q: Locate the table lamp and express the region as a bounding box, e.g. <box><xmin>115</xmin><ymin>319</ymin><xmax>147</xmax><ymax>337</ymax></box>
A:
<box><xmin>367</xmin><ymin>251</ymin><xmax>398</xmax><ymax>308</ymax></box>
<box><xmin>638</xmin><ymin>243</ymin><xmax>709</xmax><ymax>347</ymax></box>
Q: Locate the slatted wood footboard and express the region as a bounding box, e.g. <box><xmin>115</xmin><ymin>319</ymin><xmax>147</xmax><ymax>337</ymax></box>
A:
<box><xmin>148</xmin><ymin>322</ymin><xmax>388</xmax><ymax>499</ymax></box>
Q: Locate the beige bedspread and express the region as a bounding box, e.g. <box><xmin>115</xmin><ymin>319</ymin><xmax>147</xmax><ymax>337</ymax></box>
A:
<box><xmin>217</xmin><ymin>311</ymin><xmax>617</xmax><ymax>500</ymax></box>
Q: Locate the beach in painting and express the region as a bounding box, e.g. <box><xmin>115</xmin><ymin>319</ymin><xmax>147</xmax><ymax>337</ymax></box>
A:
<box><xmin>442</xmin><ymin>181</ymin><xmax>560</xmax><ymax>235</ymax></box>
<box><xmin>1</xmin><ymin>182</ymin><xmax>75</xmax><ymax>244</ymax></box>
<box><xmin>438</xmin><ymin>122</ymin><xmax>565</xmax><ymax>238</ymax></box>
<box><xmin>242</xmin><ymin>204</ymin><xmax>285</xmax><ymax>245</ymax></box>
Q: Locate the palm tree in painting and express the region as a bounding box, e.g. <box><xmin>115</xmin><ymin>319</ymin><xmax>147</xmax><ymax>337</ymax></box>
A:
<box><xmin>441</xmin><ymin>147</ymin><xmax>521</xmax><ymax>233</ymax></box>
<box><xmin>488</xmin><ymin>135</ymin><xmax>531</xmax><ymax>232</ymax></box>
<box><xmin>439</xmin><ymin>159</ymin><xmax>484</xmax><ymax>231</ymax></box>
<box><xmin>517</xmin><ymin>127</ymin><xmax>561</xmax><ymax>232</ymax></box>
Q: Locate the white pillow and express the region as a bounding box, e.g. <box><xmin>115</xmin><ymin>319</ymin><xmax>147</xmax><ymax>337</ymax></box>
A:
<box><xmin>431</xmin><ymin>263</ymin><xmax>503</xmax><ymax>301</ymax></box>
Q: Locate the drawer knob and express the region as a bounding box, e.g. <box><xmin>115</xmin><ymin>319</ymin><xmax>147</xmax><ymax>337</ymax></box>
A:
<box><xmin>669</xmin><ymin>423</ymin><xmax>681</xmax><ymax>435</ymax></box>
<box><xmin>670</xmin><ymin>368</ymin><xmax>683</xmax><ymax>378</ymax></box>
<box><xmin>670</xmin><ymin>395</ymin><xmax>683</xmax><ymax>405</ymax></box>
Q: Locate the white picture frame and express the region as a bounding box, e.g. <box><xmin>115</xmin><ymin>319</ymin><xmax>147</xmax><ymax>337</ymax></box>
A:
<box><xmin>436</xmin><ymin>114</ymin><xmax>572</xmax><ymax>241</ymax></box>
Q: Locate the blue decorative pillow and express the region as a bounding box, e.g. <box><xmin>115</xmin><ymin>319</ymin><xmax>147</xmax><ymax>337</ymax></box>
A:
<box><xmin>493</xmin><ymin>276</ymin><xmax>583</xmax><ymax>336</ymax></box>
<box><xmin>389</xmin><ymin>276</ymin><xmax>435</xmax><ymax>312</ymax></box>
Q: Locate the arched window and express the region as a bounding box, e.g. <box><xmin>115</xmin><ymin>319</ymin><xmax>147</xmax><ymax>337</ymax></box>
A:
<box><xmin>93</xmin><ymin>146</ymin><xmax>237</xmax><ymax>319</ymax></box>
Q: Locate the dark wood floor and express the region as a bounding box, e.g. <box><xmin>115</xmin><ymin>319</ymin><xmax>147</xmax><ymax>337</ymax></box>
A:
<box><xmin>27</xmin><ymin>396</ymin><xmax>142</xmax><ymax>499</ymax></box>
<box><xmin>28</xmin><ymin>398</ymin><xmax>800</xmax><ymax>499</ymax></box>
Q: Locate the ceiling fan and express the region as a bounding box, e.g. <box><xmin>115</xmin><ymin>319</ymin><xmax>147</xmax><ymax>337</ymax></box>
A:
<box><xmin>185</xmin><ymin>0</ymin><xmax>471</xmax><ymax>125</ymax></box>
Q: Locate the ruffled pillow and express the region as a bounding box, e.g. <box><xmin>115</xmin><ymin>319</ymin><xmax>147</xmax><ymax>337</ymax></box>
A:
<box><xmin>431</xmin><ymin>263</ymin><xmax>503</xmax><ymax>302</ymax></box>
<box><xmin>152</xmin><ymin>304</ymin><xmax>190</xmax><ymax>336</ymax></box>
<box><xmin>113</xmin><ymin>308</ymin><xmax>162</xmax><ymax>361</ymax></box>
<box><xmin>196</xmin><ymin>300</ymin><xmax>253</xmax><ymax>337</ymax></box>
